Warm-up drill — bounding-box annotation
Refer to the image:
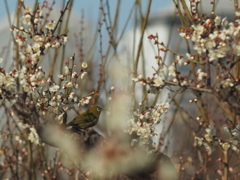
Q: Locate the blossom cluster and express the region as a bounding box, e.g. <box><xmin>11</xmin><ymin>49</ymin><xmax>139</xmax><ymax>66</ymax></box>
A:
<box><xmin>0</xmin><ymin>2</ymin><xmax>94</xmax><ymax>145</ymax></box>
<box><xmin>125</xmin><ymin>102</ymin><xmax>170</xmax><ymax>145</ymax></box>
<box><xmin>195</xmin><ymin>125</ymin><xmax>240</xmax><ymax>153</ymax></box>
<box><xmin>35</xmin><ymin>60</ymin><xmax>90</xmax><ymax>117</ymax></box>
<box><xmin>14</xmin><ymin>121</ymin><xmax>44</xmax><ymax>145</ymax></box>
<box><xmin>0</xmin><ymin>68</ymin><xmax>17</xmax><ymax>99</ymax></box>
<box><xmin>179</xmin><ymin>16</ymin><xmax>233</xmax><ymax>61</ymax></box>
<box><xmin>9</xmin><ymin>3</ymin><xmax>69</xmax><ymax>94</ymax></box>
<box><xmin>178</xmin><ymin>14</ymin><xmax>240</xmax><ymax>88</ymax></box>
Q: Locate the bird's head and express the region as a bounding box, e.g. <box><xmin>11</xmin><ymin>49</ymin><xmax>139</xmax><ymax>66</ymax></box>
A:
<box><xmin>89</xmin><ymin>105</ymin><xmax>102</xmax><ymax>117</ymax></box>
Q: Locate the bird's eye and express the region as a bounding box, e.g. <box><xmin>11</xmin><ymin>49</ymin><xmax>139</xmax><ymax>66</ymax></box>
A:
<box><xmin>97</xmin><ymin>107</ymin><xmax>101</xmax><ymax>111</ymax></box>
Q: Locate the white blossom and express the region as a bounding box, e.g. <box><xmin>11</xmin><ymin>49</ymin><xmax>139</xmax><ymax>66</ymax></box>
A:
<box><xmin>153</xmin><ymin>76</ymin><xmax>164</xmax><ymax>87</ymax></box>
<box><xmin>49</xmin><ymin>84</ymin><xmax>59</xmax><ymax>92</ymax></box>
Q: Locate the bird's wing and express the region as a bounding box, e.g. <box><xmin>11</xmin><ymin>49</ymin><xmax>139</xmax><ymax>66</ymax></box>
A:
<box><xmin>67</xmin><ymin>111</ymin><xmax>97</xmax><ymax>126</ymax></box>
<box><xmin>83</xmin><ymin>111</ymin><xmax>97</xmax><ymax>122</ymax></box>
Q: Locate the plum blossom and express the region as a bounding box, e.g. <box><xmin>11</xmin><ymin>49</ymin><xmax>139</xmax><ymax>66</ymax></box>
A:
<box><xmin>49</xmin><ymin>84</ymin><xmax>60</xmax><ymax>92</ymax></box>
<box><xmin>153</xmin><ymin>75</ymin><xmax>164</xmax><ymax>87</ymax></box>
<box><xmin>197</xmin><ymin>69</ymin><xmax>207</xmax><ymax>81</ymax></box>
<box><xmin>126</xmin><ymin>102</ymin><xmax>170</xmax><ymax>144</ymax></box>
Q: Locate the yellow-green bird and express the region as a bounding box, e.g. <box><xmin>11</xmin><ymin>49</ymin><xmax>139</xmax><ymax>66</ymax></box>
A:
<box><xmin>67</xmin><ymin>105</ymin><xmax>102</xmax><ymax>130</ymax></box>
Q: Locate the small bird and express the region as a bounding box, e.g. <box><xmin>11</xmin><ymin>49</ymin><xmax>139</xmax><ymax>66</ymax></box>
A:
<box><xmin>67</xmin><ymin>105</ymin><xmax>102</xmax><ymax>130</ymax></box>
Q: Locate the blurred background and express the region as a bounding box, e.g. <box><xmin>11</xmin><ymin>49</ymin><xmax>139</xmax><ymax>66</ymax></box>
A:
<box><xmin>0</xmin><ymin>1</ymin><xmax>239</xmax><ymax>179</ymax></box>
